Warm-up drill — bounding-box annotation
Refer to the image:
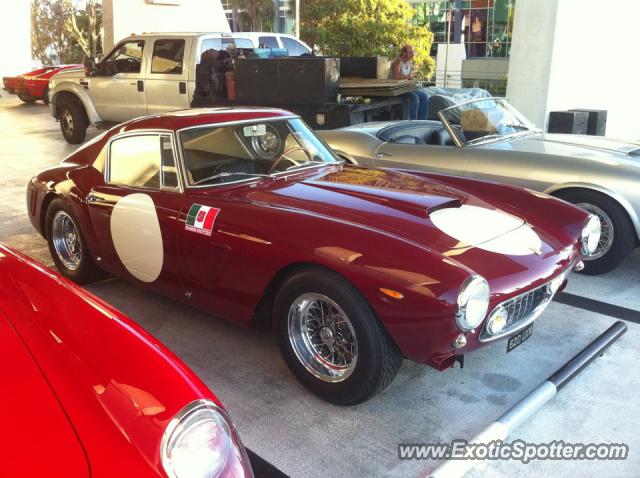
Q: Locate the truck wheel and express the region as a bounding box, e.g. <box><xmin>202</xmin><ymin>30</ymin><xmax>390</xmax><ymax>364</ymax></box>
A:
<box><xmin>557</xmin><ymin>190</ymin><xmax>635</xmax><ymax>275</ymax></box>
<box><xmin>58</xmin><ymin>99</ymin><xmax>88</xmax><ymax>144</ymax></box>
<box><xmin>274</xmin><ymin>268</ymin><xmax>402</xmax><ymax>405</ymax></box>
<box><xmin>45</xmin><ymin>198</ymin><xmax>104</xmax><ymax>284</ymax></box>
<box><xmin>18</xmin><ymin>93</ymin><xmax>35</xmax><ymax>104</ymax></box>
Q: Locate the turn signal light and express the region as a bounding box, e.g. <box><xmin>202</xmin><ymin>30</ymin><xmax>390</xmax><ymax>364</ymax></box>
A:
<box><xmin>380</xmin><ymin>288</ymin><xmax>404</xmax><ymax>300</ymax></box>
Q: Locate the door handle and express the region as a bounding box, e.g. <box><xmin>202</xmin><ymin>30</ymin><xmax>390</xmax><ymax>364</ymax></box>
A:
<box><xmin>137</xmin><ymin>80</ymin><xmax>144</xmax><ymax>92</ymax></box>
<box><xmin>87</xmin><ymin>193</ymin><xmax>106</xmax><ymax>203</ymax></box>
<box><xmin>376</xmin><ymin>151</ymin><xmax>392</xmax><ymax>158</ymax></box>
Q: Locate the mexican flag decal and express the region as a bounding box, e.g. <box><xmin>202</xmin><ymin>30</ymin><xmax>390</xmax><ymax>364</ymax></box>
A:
<box><xmin>185</xmin><ymin>204</ymin><xmax>220</xmax><ymax>236</ymax></box>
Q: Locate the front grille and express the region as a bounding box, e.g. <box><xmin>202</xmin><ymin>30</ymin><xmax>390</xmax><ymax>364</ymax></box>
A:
<box><xmin>503</xmin><ymin>286</ymin><xmax>549</xmax><ymax>327</ymax></box>
<box><xmin>479</xmin><ymin>278</ymin><xmax>557</xmax><ymax>342</ymax></box>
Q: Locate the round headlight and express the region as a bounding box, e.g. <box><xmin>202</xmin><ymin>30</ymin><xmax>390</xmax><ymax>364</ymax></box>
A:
<box><xmin>581</xmin><ymin>214</ymin><xmax>601</xmax><ymax>256</ymax></box>
<box><xmin>161</xmin><ymin>399</ymin><xmax>253</xmax><ymax>478</ymax></box>
<box><xmin>455</xmin><ymin>275</ymin><xmax>490</xmax><ymax>331</ymax></box>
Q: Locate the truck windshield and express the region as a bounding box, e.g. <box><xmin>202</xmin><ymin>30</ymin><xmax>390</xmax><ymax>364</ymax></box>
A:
<box><xmin>179</xmin><ymin>118</ymin><xmax>339</xmax><ymax>186</ymax></box>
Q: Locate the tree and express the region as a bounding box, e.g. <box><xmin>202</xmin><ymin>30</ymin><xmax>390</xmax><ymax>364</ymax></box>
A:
<box><xmin>301</xmin><ymin>0</ymin><xmax>434</xmax><ymax>79</ymax></box>
<box><xmin>230</xmin><ymin>0</ymin><xmax>274</xmax><ymax>32</ymax></box>
<box><xmin>63</xmin><ymin>0</ymin><xmax>102</xmax><ymax>57</ymax></box>
<box><xmin>31</xmin><ymin>0</ymin><xmax>102</xmax><ymax>64</ymax></box>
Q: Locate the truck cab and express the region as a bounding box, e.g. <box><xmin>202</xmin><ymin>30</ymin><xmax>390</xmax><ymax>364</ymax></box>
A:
<box><xmin>49</xmin><ymin>32</ymin><xmax>250</xmax><ymax>144</ymax></box>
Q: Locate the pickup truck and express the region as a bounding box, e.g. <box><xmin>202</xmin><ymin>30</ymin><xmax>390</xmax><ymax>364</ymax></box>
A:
<box><xmin>49</xmin><ymin>31</ymin><xmax>403</xmax><ymax>144</ymax></box>
<box><xmin>49</xmin><ymin>32</ymin><xmax>306</xmax><ymax>144</ymax></box>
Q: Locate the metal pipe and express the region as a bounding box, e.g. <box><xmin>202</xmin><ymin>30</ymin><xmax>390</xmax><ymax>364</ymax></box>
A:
<box><xmin>428</xmin><ymin>321</ymin><xmax>627</xmax><ymax>478</ymax></box>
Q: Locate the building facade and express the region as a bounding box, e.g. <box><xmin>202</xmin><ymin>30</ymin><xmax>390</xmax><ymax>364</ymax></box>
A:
<box><xmin>408</xmin><ymin>0</ymin><xmax>516</xmax><ymax>95</ymax></box>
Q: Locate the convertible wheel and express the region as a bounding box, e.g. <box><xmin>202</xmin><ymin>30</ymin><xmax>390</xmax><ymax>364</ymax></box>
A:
<box><xmin>275</xmin><ymin>269</ymin><xmax>402</xmax><ymax>405</ymax></box>
<box><xmin>45</xmin><ymin>199</ymin><xmax>104</xmax><ymax>284</ymax></box>
<box><xmin>18</xmin><ymin>93</ymin><xmax>36</xmax><ymax>104</ymax></box>
<box><xmin>58</xmin><ymin>99</ymin><xmax>88</xmax><ymax>144</ymax></box>
<box><xmin>557</xmin><ymin>190</ymin><xmax>635</xmax><ymax>275</ymax></box>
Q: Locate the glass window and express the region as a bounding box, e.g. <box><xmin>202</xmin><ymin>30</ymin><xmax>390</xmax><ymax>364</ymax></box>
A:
<box><xmin>199</xmin><ymin>37</ymin><xmax>253</xmax><ymax>61</ymax></box>
<box><xmin>109</xmin><ymin>134</ymin><xmax>178</xmax><ymax>189</ymax></box>
<box><xmin>151</xmin><ymin>39</ymin><xmax>185</xmax><ymax>74</ymax></box>
<box><xmin>161</xmin><ymin>136</ymin><xmax>179</xmax><ymax>188</ymax></box>
<box><xmin>101</xmin><ymin>40</ymin><xmax>145</xmax><ymax>75</ymax></box>
<box><xmin>411</xmin><ymin>0</ymin><xmax>516</xmax><ymax>58</ymax></box>
<box><xmin>230</xmin><ymin>37</ymin><xmax>253</xmax><ymax>49</ymax></box>
<box><xmin>179</xmin><ymin>119</ymin><xmax>338</xmax><ymax>186</ymax></box>
<box><xmin>281</xmin><ymin>37</ymin><xmax>309</xmax><ymax>56</ymax></box>
<box><xmin>201</xmin><ymin>38</ymin><xmax>223</xmax><ymax>52</ymax></box>
<box><xmin>258</xmin><ymin>36</ymin><xmax>279</xmax><ymax>49</ymax></box>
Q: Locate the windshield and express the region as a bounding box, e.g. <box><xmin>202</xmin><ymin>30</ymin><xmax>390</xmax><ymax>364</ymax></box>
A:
<box><xmin>179</xmin><ymin>118</ymin><xmax>339</xmax><ymax>186</ymax></box>
<box><xmin>439</xmin><ymin>98</ymin><xmax>536</xmax><ymax>146</ymax></box>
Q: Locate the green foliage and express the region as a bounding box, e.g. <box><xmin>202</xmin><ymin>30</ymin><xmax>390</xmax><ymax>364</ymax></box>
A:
<box><xmin>230</xmin><ymin>0</ymin><xmax>275</xmax><ymax>32</ymax></box>
<box><xmin>31</xmin><ymin>0</ymin><xmax>102</xmax><ymax>64</ymax></box>
<box><xmin>301</xmin><ymin>0</ymin><xmax>434</xmax><ymax>79</ymax></box>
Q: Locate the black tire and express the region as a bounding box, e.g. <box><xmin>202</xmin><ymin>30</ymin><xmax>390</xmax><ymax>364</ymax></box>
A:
<box><xmin>58</xmin><ymin>98</ymin><xmax>88</xmax><ymax>144</ymax></box>
<box><xmin>556</xmin><ymin>190</ymin><xmax>635</xmax><ymax>275</ymax></box>
<box><xmin>45</xmin><ymin>198</ymin><xmax>104</xmax><ymax>284</ymax></box>
<box><xmin>274</xmin><ymin>268</ymin><xmax>402</xmax><ymax>405</ymax></box>
<box><xmin>42</xmin><ymin>86</ymin><xmax>50</xmax><ymax>105</ymax></box>
<box><xmin>18</xmin><ymin>94</ymin><xmax>36</xmax><ymax>103</ymax></box>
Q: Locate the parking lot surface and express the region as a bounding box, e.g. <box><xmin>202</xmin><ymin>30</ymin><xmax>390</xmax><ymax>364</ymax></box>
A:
<box><xmin>1</xmin><ymin>96</ymin><xmax>638</xmax><ymax>477</ymax></box>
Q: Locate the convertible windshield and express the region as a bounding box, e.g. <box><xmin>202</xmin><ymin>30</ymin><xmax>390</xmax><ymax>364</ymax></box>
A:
<box><xmin>439</xmin><ymin>98</ymin><xmax>537</xmax><ymax>146</ymax></box>
<box><xmin>179</xmin><ymin>118</ymin><xmax>338</xmax><ymax>186</ymax></box>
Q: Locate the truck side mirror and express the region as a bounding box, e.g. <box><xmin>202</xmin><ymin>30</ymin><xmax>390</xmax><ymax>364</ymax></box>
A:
<box><xmin>83</xmin><ymin>56</ymin><xmax>97</xmax><ymax>77</ymax></box>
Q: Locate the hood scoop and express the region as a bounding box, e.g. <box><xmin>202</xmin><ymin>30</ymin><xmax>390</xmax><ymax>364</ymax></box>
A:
<box><xmin>305</xmin><ymin>180</ymin><xmax>462</xmax><ymax>218</ymax></box>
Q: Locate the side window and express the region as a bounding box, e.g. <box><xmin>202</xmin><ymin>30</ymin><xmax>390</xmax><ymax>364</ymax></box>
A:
<box><xmin>201</xmin><ymin>38</ymin><xmax>223</xmax><ymax>56</ymax></box>
<box><xmin>151</xmin><ymin>39</ymin><xmax>185</xmax><ymax>74</ymax></box>
<box><xmin>281</xmin><ymin>37</ymin><xmax>309</xmax><ymax>56</ymax></box>
<box><xmin>161</xmin><ymin>136</ymin><xmax>179</xmax><ymax>188</ymax></box>
<box><xmin>258</xmin><ymin>36</ymin><xmax>279</xmax><ymax>49</ymax></box>
<box><xmin>230</xmin><ymin>38</ymin><xmax>253</xmax><ymax>49</ymax></box>
<box><xmin>109</xmin><ymin>134</ymin><xmax>178</xmax><ymax>190</ymax></box>
<box><xmin>101</xmin><ymin>40</ymin><xmax>145</xmax><ymax>75</ymax></box>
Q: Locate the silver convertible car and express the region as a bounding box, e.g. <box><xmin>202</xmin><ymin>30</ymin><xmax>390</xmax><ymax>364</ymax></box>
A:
<box><xmin>318</xmin><ymin>97</ymin><xmax>640</xmax><ymax>275</ymax></box>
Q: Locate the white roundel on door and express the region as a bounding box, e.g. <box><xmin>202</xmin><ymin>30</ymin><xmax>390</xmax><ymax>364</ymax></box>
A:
<box><xmin>110</xmin><ymin>193</ymin><xmax>163</xmax><ymax>282</ymax></box>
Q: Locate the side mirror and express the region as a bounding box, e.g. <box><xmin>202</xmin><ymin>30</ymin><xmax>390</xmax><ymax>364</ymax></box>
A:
<box><xmin>83</xmin><ymin>56</ymin><xmax>97</xmax><ymax>77</ymax></box>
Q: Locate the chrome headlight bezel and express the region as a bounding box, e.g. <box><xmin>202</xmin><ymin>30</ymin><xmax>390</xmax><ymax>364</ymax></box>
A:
<box><xmin>161</xmin><ymin>399</ymin><xmax>253</xmax><ymax>478</ymax></box>
<box><xmin>581</xmin><ymin>214</ymin><xmax>601</xmax><ymax>256</ymax></box>
<box><xmin>455</xmin><ymin>275</ymin><xmax>490</xmax><ymax>331</ymax></box>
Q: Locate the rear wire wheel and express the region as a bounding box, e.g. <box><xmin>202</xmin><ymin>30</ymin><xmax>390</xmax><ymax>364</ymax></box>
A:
<box><xmin>45</xmin><ymin>198</ymin><xmax>104</xmax><ymax>284</ymax></box>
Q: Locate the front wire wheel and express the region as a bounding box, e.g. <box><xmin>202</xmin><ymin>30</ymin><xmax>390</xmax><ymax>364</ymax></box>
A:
<box><xmin>275</xmin><ymin>269</ymin><xmax>402</xmax><ymax>405</ymax></box>
<box><xmin>575</xmin><ymin>202</ymin><xmax>614</xmax><ymax>260</ymax></box>
<box><xmin>557</xmin><ymin>190</ymin><xmax>635</xmax><ymax>275</ymax></box>
<box><xmin>288</xmin><ymin>293</ymin><xmax>358</xmax><ymax>383</ymax></box>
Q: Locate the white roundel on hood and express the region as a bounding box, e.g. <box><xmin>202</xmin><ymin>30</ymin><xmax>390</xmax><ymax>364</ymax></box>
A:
<box><xmin>110</xmin><ymin>193</ymin><xmax>163</xmax><ymax>282</ymax></box>
<box><xmin>430</xmin><ymin>204</ymin><xmax>543</xmax><ymax>256</ymax></box>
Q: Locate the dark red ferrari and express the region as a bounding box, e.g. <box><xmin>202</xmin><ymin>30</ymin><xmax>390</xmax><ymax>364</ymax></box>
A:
<box><xmin>0</xmin><ymin>243</ymin><xmax>253</xmax><ymax>477</ymax></box>
<box><xmin>27</xmin><ymin>108</ymin><xmax>600</xmax><ymax>404</ymax></box>
<box><xmin>3</xmin><ymin>64</ymin><xmax>81</xmax><ymax>104</ymax></box>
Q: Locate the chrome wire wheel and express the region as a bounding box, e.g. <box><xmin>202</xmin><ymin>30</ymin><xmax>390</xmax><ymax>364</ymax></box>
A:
<box><xmin>61</xmin><ymin>109</ymin><xmax>74</xmax><ymax>137</ymax></box>
<box><xmin>51</xmin><ymin>210</ymin><xmax>82</xmax><ymax>271</ymax></box>
<box><xmin>288</xmin><ymin>293</ymin><xmax>358</xmax><ymax>383</ymax></box>
<box><xmin>576</xmin><ymin>202</ymin><xmax>614</xmax><ymax>260</ymax></box>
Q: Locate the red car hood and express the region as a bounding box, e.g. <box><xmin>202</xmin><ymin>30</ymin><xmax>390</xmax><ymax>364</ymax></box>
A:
<box><xmin>0</xmin><ymin>311</ymin><xmax>89</xmax><ymax>477</ymax></box>
<box><xmin>257</xmin><ymin>166</ymin><xmax>545</xmax><ymax>256</ymax></box>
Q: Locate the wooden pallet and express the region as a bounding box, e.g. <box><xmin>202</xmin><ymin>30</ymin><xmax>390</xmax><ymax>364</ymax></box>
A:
<box><xmin>340</xmin><ymin>77</ymin><xmax>419</xmax><ymax>96</ymax></box>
